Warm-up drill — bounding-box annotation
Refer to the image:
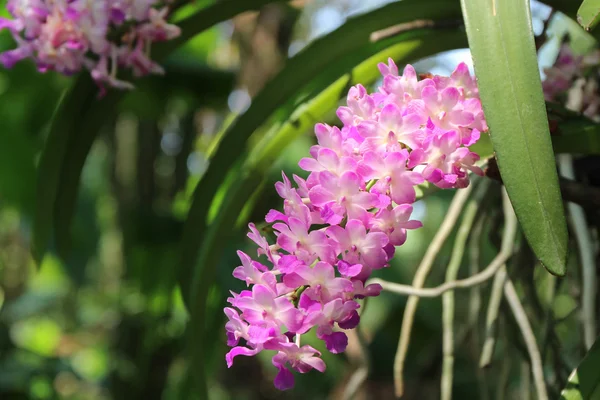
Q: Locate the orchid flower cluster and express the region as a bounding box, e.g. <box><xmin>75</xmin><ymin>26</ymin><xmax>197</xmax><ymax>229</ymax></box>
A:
<box><xmin>543</xmin><ymin>43</ymin><xmax>600</xmax><ymax>120</ymax></box>
<box><xmin>224</xmin><ymin>59</ymin><xmax>487</xmax><ymax>390</ymax></box>
<box><xmin>0</xmin><ymin>0</ymin><xmax>180</xmax><ymax>92</ymax></box>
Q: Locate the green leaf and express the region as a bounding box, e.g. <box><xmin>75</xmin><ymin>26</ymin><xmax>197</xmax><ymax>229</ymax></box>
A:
<box><xmin>0</xmin><ymin>131</ymin><xmax>37</xmax><ymax>214</ymax></box>
<box><xmin>543</xmin><ymin>0</ymin><xmax>600</xmax><ymax>43</ymax></box>
<box><xmin>32</xmin><ymin>0</ymin><xmax>285</xmax><ymax>263</ymax></box>
<box><xmin>554</xmin><ymin>122</ymin><xmax>600</xmax><ymax>154</ymax></box>
<box><xmin>154</xmin><ymin>0</ymin><xmax>287</xmax><ymax>60</ymax></box>
<box><xmin>32</xmin><ymin>76</ymin><xmax>100</xmax><ymax>261</ymax></box>
<box><xmin>461</xmin><ymin>0</ymin><xmax>569</xmax><ymax>275</ymax></box>
<box><xmin>180</xmin><ymin>0</ymin><xmax>465</xmax><ymax>304</ymax></box>
<box><xmin>561</xmin><ymin>335</ymin><xmax>600</xmax><ymax>400</ymax></box>
<box><xmin>52</xmin><ymin>89</ymin><xmax>122</xmax><ymax>259</ymax></box>
<box><xmin>577</xmin><ymin>0</ymin><xmax>600</xmax><ymax>31</ymax></box>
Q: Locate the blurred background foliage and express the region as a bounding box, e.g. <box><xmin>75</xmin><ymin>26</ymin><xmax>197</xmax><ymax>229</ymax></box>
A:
<box><xmin>0</xmin><ymin>0</ymin><xmax>595</xmax><ymax>399</ymax></box>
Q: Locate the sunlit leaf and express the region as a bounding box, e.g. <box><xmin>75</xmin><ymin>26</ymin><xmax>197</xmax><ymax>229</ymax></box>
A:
<box><xmin>461</xmin><ymin>0</ymin><xmax>569</xmax><ymax>275</ymax></box>
<box><xmin>577</xmin><ymin>0</ymin><xmax>600</xmax><ymax>31</ymax></box>
<box><xmin>544</xmin><ymin>0</ymin><xmax>600</xmax><ymax>42</ymax></box>
<box><xmin>10</xmin><ymin>317</ymin><xmax>62</xmax><ymax>357</ymax></box>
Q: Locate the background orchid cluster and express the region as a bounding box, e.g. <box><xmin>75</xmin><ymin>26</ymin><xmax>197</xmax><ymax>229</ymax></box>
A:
<box><xmin>0</xmin><ymin>0</ymin><xmax>180</xmax><ymax>92</ymax></box>
<box><xmin>224</xmin><ymin>59</ymin><xmax>487</xmax><ymax>390</ymax></box>
<box><xmin>543</xmin><ymin>42</ymin><xmax>600</xmax><ymax>120</ymax></box>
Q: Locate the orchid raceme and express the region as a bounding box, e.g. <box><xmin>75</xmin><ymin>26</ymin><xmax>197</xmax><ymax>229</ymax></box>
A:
<box><xmin>543</xmin><ymin>43</ymin><xmax>600</xmax><ymax>120</ymax></box>
<box><xmin>225</xmin><ymin>59</ymin><xmax>486</xmax><ymax>390</ymax></box>
<box><xmin>0</xmin><ymin>0</ymin><xmax>180</xmax><ymax>93</ymax></box>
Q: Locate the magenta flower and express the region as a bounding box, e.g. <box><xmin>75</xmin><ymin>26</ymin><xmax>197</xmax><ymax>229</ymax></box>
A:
<box><xmin>273</xmin><ymin>217</ymin><xmax>336</xmax><ymax>264</ymax></box>
<box><xmin>308</xmin><ymin>171</ymin><xmax>383</xmax><ymax>224</ymax></box>
<box><xmin>358</xmin><ymin>103</ymin><xmax>424</xmax><ymax>152</ymax></box>
<box><xmin>376</xmin><ymin>62</ymin><xmax>434</xmax><ymax>103</ymax></box>
<box><xmin>283</xmin><ymin>262</ymin><xmax>353</xmax><ymax>303</ymax></box>
<box><xmin>409</xmin><ymin>130</ymin><xmax>483</xmax><ymax>189</ymax></box>
<box><xmin>359</xmin><ymin>150</ymin><xmax>424</xmax><ymax>205</ymax></box>
<box><xmin>232</xmin><ymin>251</ymin><xmax>277</xmax><ymax>288</ymax></box>
<box><xmin>407</xmin><ymin>85</ymin><xmax>475</xmax><ymax>131</ymax></box>
<box><xmin>435</xmin><ymin>62</ymin><xmax>479</xmax><ymax>99</ymax></box>
<box><xmin>265</xmin><ymin>339</ymin><xmax>326</xmax><ymax>391</ymax></box>
<box><xmin>230</xmin><ymin>284</ymin><xmax>307</xmax><ymax>335</ymax></box>
<box><xmin>369</xmin><ymin>204</ymin><xmax>423</xmax><ymax>246</ymax></box>
<box><xmin>299</xmin><ymin>147</ymin><xmax>358</xmax><ymax>181</ymax></box>
<box><xmin>337</xmin><ymin>84</ymin><xmax>377</xmax><ymax>126</ymax></box>
<box><xmin>307</xmin><ymin>298</ymin><xmax>361</xmax><ymax>353</ymax></box>
<box><xmin>327</xmin><ymin>219</ymin><xmax>389</xmax><ymax>271</ymax></box>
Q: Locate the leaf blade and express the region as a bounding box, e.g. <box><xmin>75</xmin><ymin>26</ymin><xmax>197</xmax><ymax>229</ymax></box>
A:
<box><xmin>32</xmin><ymin>76</ymin><xmax>98</xmax><ymax>261</ymax></box>
<box><xmin>461</xmin><ymin>0</ymin><xmax>569</xmax><ymax>275</ymax></box>
<box><xmin>577</xmin><ymin>0</ymin><xmax>600</xmax><ymax>31</ymax></box>
<box><xmin>561</xmin><ymin>335</ymin><xmax>600</xmax><ymax>400</ymax></box>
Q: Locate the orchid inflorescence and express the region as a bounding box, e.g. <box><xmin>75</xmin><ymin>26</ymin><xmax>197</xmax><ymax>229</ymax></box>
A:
<box><xmin>0</xmin><ymin>0</ymin><xmax>181</xmax><ymax>93</ymax></box>
<box><xmin>224</xmin><ymin>59</ymin><xmax>487</xmax><ymax>390</ymax></box>
<box><xmin>543</xmin><ymin>43</ymin><xmax>600</xmax><ymax>120</ymax></box>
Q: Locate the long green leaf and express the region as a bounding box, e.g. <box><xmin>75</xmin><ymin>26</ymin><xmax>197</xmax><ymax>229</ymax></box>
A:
<box><xmin>577</xmin><ymin>0</ymin><xmax>600</xmax><ymax>31</ymax></box>
<box><xmin>32</xmin><ymin>0</ymin><xmax>285</xmax><ymax>262</ymax></box>
<box><xmin>52</xmin><ymin>92</ymin><xmax>122</xmax><ymax>258</ymax></box>
<box><xmin>461</xmin><ymin>0</ymin><xmax>569</xmax><ymax>275</ymax></box>
<box><xmin>180</xmin><ymin>0</ymin><xmax>464</xmax><ymax>304</ymax></box>
<box><xmin>184</xmin><ymin>25</ymin><xmax>467</xmax><ymax>400</ymax></box>
<box><xmin>561</xmin><ymin>335</ymin><xmax>600</xmax><ymax>400</ymax></box>
<box><xmin>32</xmin><ymin>76</ymin><xmax>100</xmax><ymax>261</ymax></box>
<box><xmin>154</xmin><ymin>0</ymin><xmax>287</xmax><ymax>60</ymax></box>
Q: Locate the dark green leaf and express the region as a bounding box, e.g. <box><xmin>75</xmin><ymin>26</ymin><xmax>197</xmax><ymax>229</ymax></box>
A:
<box><xmin>544</xmin><ymin>0</ymin><xmax>582</xmax><ymax>18</ymax></box>
<box><xmin>32</xmin><ymin>76</ymin><xmax>99</xmax><ymax>261</ymax></box>
<box><xmin>461</xmin><ymin>0</ymin><xmax>569</xmax><ymax>275</ymax></box>
<box><xmin>561</xmin><ymin>335</ymin><xmax>600</xmax><ymax>399</ymax></box>
<box><xmin>554</xmin><ymin>122</ymin><xmax>600</xmax><ymax>154</ymax></box>
<box><xmin>0</xmin><ymin>132</ymin><xmax>37</xmax><ymax>214</ymax></box>
<box><xmin>52</xmin><ymin>89</ymin><xmax>122</xmax><ymax>259</ymax></box>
